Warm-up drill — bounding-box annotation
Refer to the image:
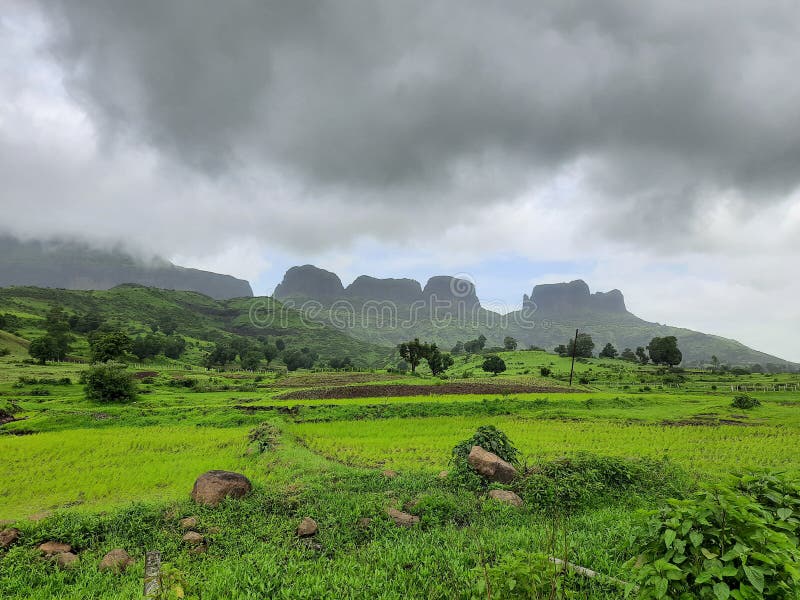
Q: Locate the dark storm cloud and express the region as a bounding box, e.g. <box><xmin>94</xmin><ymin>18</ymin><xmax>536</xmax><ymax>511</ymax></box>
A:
<box><xmin>40</xmin><ymin>1</ymin><xmax>800</xmax><ymax>213</ymax></box>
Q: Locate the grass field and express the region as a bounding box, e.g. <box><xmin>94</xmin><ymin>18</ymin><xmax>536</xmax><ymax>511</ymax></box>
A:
<box><xmin>1</xmin><ymin>348</ymin><xmax>800</xmax><ymax>598</ymax></box>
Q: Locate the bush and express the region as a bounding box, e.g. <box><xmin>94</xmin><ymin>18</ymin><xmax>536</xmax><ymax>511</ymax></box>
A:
<box><xmin>539</xmin><ymin>366</ymin><xmax>551</xmax><ymax>377</ymax></box>
<box><xmin>578</xmin><ymin>376</ymin><xmax>590</xmax><ymax>385</ymax></box>
<box><xmin>732</xmin><ymin>394</ymin><xmax>760</xmax><ymax>409</ymax></box>
<box><xmin>82</xmin><ymin>362</ymin><xmax>137</xmax><ymax>403</ymax></box>
<box><xmin>450</xmin><ymin>426</ymin><xmax>519</xmax><ymax>489</ymax></box>
<box><xmin>0</xmin><ymin>347</ymin><xmax>10</xmax><ymax>357</ymax></box>
<box><xmin>520</xmin><ymin>453</ymin><xmax>687</xmax><ymax>512</ymax></box>
<box><xmin>409</xmin><ymin>491</ymin><xmax>476</xmax><ymax>528</ymax></box>
<box><xmin>631</xmin><ymin>471</ymin><xmax>800</xmax><ymax>599</ymax></box>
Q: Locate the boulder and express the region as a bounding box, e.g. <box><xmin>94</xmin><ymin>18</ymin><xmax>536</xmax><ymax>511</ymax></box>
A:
<box><xmin>38</xmin><ymin>541</ymin><xmax>72</xmax><ymax>556</ymax></box>
<box><xmin>386</xmin><ymin>508</ymin><xmax>419</xmax><ymax>528</ymax></box>
<box><xmin>191</xmin><ymin>470</ymin><xmax>252</xmax><ymax>506</ymax></box>
<box><xmin>467</xmin><ymin>446</ymin><xmax>517</xmax><ymax>483</ymax></box>
<box><xmin>54</xmin><ymin>552</ymin><xmax>79</xmax><ymax>569</ymax></box>
<box><xmin>182</xmin><ymin>531</ymin><xmax>205</xmax><ymax>546</ymax></box>
<box><xmin>99</xmin><ymin>549</ymin><xmax>134</xmax><ymax>573</ymax></box>
<box><xmin>296</xmin><ymin>517</ymin><xmax>318</xmax><ymax>538</ymax></box>
<box><xmin>0</xmin><ymin>528</ymin><xmax>20</xmax><ymax>549</ymax></box>
<box><xmin>179</xmin><ymin>516</ymin><xmax>198</xmax><ymax>530</ymax></box>
<box><xmin>488</xmin><ymin>489</ymin><xmax>523</xmax><ymax>507</ymax></box>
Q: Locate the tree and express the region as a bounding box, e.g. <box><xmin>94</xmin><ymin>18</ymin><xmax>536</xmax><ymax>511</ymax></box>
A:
<box><xmin>329</xmin><ymin>356</ymin><xmax>353</xmax><ymax>370</ymax></box>
<box><xmin>451</xmin><ymin>341</ymin><xmax>465</xmax><ymax>355</ymax></box>
<box><xmin>599</xmin><ymin>342</ymin><xmax>618</xmax><ymax>359</ymax></box>
<box><xmin>262</xmin><ymin>343</ymin><xmax>279</xmax><ymax>365</ymax></box>
<box><xmin>554</xmin><ymin>344</ymin><xmax>568</xmax><ymax>356</ymax></box>
<box><xmin>163</xmin><ymin>335</ymin><xmax>186</xmax><ymax>359</ymax></box>
<box><xmin>503</xmin><ymin>336</ymin><xmax>518</xmax><ymax>351</ymax></box>
<box><xmin>240</xmin><ymin>351</ymin><xmax>262</xmax><ymax>371</ymax></box>
<box><xmin>89</xmin><ymin>329</ymin><xmax>132</xmax><ymax>363</ymax></box>
<box><xmin>398</xmin><ymin>338</ymin><xmax>427</xmax><ymax>373</ymax></box>
<box><xmin>28</xmin><ymin>335</ymin><xmax>60</xmax><ymax>365</ymax></box>
<box><xmin>204</xmin><ymin>342</ymin><xmax>237</xmax><ymax>368</ymax></box>
<box><xmin>710</xmin><ymin>355</ymin><xmax>720</xmax><ymax>371</ymax></box>
<box><xmin>425</xmin><ymin>345</ymin><xmax>454</xmax><ymax>376</ymax></box>
<box><xmin>464</xmin><ymin>334</ymin><xmax>487</xmax><ymax>355</ymax></box>
<box><xmin>82</xmin><ymin>362</ymin><xmax>137</xmax><ymax>403</ymax></box>
<box><xmin>283</xmin><ymin>348</ymin><xmax>317</xmax><ymax>371</ymax></box>
<box><xmin>620</xmin><ymin>347</ymin><xmax>637</xmax><ymax>362</ymax></box>
<box><xmin>157</xmin><ymin>314</ymin><xmax>178</xmax><ymax>336</ymax></box>
<box><xmin>566</xmin><ymin>333</ymin><xmax>594</xmax><ymax>358</ymax></box>
<box><xmin>275</xmin><ymin>338</ymin><xmax>286</xmax><ymax>351</ymax></box>
<box><xmin>481</xmin><ymin>355</ymin><xmax>506</xmax><ymax>375</ymax></box>
<box><xmin>131</xmin><ymin>333</ymin><xmax>165</xmax><ymax>360</ymax></box>
<box><xmin>647</xmin><ymin>336</ymin><xmax>682</xmax><ymax>366</ymax></box>
<box><xmin>635</xmin><ymin>346</ymin><xmax>649</xmax><ymax>365</ymax></box>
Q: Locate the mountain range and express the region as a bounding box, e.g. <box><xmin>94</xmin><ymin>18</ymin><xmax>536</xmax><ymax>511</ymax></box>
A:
<box><xmin>0</xmin><ymin>236</ymin><xmax>252</xmax><ymax>300</ymax></box>
<box><xmin>273</xmin><ymin>265</ymin><xmax>795</xmax><ymax>368</ymax></box>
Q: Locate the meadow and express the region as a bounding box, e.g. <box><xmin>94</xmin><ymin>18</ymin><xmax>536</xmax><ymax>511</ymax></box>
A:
<box><xmin>1</xmin><ymin>348</ymin><xmax>799</xmax><ymax>598</ymax></box>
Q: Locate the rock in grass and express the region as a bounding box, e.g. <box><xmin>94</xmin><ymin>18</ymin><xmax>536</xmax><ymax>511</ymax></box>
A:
<box><xmin>386</xmin><ymin>508</ymin><xmax>419</xmax><ymax>528</ymax></box>
<box><xmin>357</xmin><ymin>518</ymin><xmax>372</xmax><ymax>528</ymax></box>
<box><xmin>99</xmin><ymin>549</ymin><xmax>134</xmax><ymax>573</ymax></box>
<box><xmin>38</xmin><ymin>541</ymin><xmax>72</xmax><ymax>557</ymax></box>
<box><xmin>54</xmin><ymin>552</ymin><xmax>79</xmax><ymax>569</ymax></box>
<box><xmin>382</xmin><ymin>469</ymin><xmax>398</xmax><ymax>478</ymax></box>
<box><xmin>296</xmin><ymin>517</ymin><xmax>318</xmax><ymax>538</ymax></box>
<box><xmin>438</xmin><ymin>470</ymin><xmax>449</xmax><ymax>479</ymax></box>
<box><xmin>0</xmin><ymin>528</ymin><xmax>21</xmax><ymax>549</ymax></box>
<box><xmin>468</xmin><ymin>446</ymin><xmax>517</xmax><ymax>483</ymax></box>
<box><xmin>191</xmin><ymin>470</ymin><xmax>252</xmax><ymax>506</ymax></box>
<box><xmin>182</xmin><ymin>531</ymin><xmax>205</xmax><ymax>546</ymax></box>
<box><xmin>179</xmin><ymin>516</ymin><xmax>198</xmax><ymax>530</ymax></box>
<box><xmin>487</xmin><ymin>489</ymin><xmax>523</xmax><ymax>507</ymax></box>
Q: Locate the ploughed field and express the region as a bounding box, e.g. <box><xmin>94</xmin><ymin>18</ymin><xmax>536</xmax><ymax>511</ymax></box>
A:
<box><xmin>1</xmin><ymin>353</ymin><xmax>800</xmax><ymax>598</ymax></box>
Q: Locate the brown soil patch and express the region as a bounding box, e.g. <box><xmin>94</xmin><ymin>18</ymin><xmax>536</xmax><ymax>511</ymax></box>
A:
<box><xmin>277</xmin><ymin>382</ymin><xmax>575</xmax><ymax>400</ymax></box>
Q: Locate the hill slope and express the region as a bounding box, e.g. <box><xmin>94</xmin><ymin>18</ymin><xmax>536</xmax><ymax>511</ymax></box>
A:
<box><xmin>0</xmin><ymin>236</ymin><xmax>253</xmax><ymax>300</ymax></box>
<box><xmin>0</xmin><ymin>285</ymin><xmax>390</xmax><ymax>367</ymax></box>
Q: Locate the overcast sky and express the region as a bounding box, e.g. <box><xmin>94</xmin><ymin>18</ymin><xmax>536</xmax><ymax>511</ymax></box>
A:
<box><xmin>1</xmin><ymin>1</ymin><xmax>799</xmax><ymax>361</ymax></box>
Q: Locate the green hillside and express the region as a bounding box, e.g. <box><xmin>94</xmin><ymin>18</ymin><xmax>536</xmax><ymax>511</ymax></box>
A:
<box><xmin>0</xmin><ymin>286</ymin><xmax>391</xmax><ymax>368</ymax></box>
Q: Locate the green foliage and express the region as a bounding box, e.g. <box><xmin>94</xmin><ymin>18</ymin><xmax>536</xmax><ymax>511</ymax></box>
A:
<box><xmin>520</xmin><ymin>453</ymin><xmax>687</xmax><ymax>512</ymax></box>
<box><xmin>240</xmin><ymin>350</ymin><xmax>263</xmax><ymax>371</ymax></box>
<box><xmin>636</xmin><ymin>346</ymin><xmax>650</xmax><ymax>364</ymax></box>
<box><xmin>599</xmin><ymin>342</ymin><xmax>618</xmax><ymax>359</ymax></box>
<box><xmin>471</xmin><ymin>551</ymin><xmax>568</xmax><ymax>599</ymax></box>
<box><xmin>620</xmin><ymin>347</ymin><xmax>638</xmax><ymax>362</ymax></box>
<box><xmin>732</xmin><ymin>394</ymin><xmax>761</xmax><ymax>409</ymax></box>
<box><xmin>567</xmin><ymin>333</ymin><xmax>595</xmax><ymax>358</ymax></box>
<box><xmin>328</xmin><ymin>356</ymin><xmax>353</xmax><ymax>370</ymax></box>
<box><xmin>426</xmin><ymin>344</ymin><xmax>454</xmax><ymax>376</ymax></box>
<box><xmin>410</xmin><ymin>490</ymin><xmax>477</xmax><ymax>528</ymax></box>
<box><xmin>540</xmin><ymin>366</ymin><xmax>552</xmax><ymax>377</ymax></box>
<box><xmin>82</xmin><ymin>362</ymin><xmax>137</xmax><ymax>403</ymax></box>
<box><xmin>398</xmin><ymin>338</ymin><xmax>427</xmax><ymax>373</ymax></box>
<box><xmin>452</xmin><ymin>425</ymin><xmax>520</xmax><ymax>468</ymax></box>
<box><xmin>204</xmin><ymin>341</ymin><xmax>237</xmax><ymax>368</ymax></box>
<box><xmin>283</xmin><ymin>347</ymin><xmax>318</xmax><ymax>371</ymax></box>
<box><xmin>482</xmin><ymin>355</ymin><xmax>507</xmax><ymax>375</ymax></box>
<box><xmin>89</xmin><ymin>329</ymin><xmax>132</xmax><ymax>363</ymax></box>
<box><xmin>464</xmin><ymin>334</ymin><xmax>487</xmax><ymax>355</ymax></box>
<box><xmin>631</xmin><ymin>472</ymin><xmax>800</xmax><ymax>599</ymax></box>
<box><xmin>648</xmin><ymin>336</ymin><xmax>683</xmax><ymax>366</ymax></box>
<box><xmin>28</xmin><ymin>334</ymin><xmax>68</xmax><ymax>364</ymax></box>
<box><xmin>503</xmin><ymin>336</ymin><xmax>518</xmax><ymax>351</ymax></box>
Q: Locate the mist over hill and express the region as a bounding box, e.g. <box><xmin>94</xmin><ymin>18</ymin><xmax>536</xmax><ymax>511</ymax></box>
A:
<box><xmin>0</xmin><ymin>236</ymin><xmax>252</xmax><ymax>300</ymax></box>
<box><xmin>273</xmin><ymin>264</ymin><xmax>796</xmax><ymax>368</ymax></box>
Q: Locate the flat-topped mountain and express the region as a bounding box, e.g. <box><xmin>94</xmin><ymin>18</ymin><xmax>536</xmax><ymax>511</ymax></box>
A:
<box><xmin>0</xmin><ymin>236</ymin><xmax>252</xmax><ymax>300</ymax></box>
<box><xmin>524</xmin><ymin>280</ymin><xmax>627</xmax><ymax>314</ymax></box>
<box><xmin>271</xmin><ymin>264</ymin><xmax>795</xmax><ymax>367</ymax></box>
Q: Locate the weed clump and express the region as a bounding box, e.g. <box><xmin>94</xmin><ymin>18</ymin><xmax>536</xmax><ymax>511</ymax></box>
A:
<box><xmin>449</xmin><ymin>425</ymin><xmax>520</xmax><ymax>489</ymax></box>
<box><xmin>731</xmin><ymin>394</ymin><xmax>760</xmax><ymax>409</ymax></box>
<box><xmin>81</xmin><ymin>362</ymin><xmax>137</xmax><ymax>403</ymax></box>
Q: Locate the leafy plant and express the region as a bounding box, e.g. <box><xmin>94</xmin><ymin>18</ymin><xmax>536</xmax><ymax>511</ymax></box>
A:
<box><xmin>81</xmin><ymin>362</ymin><xmax>137</xmax><ymax>403</ymax></box>
<box><xmin>630</xmin><ymin>472</ymin><xmax>800</xmax><ymax>599</ymax></box>
<box><xmin>449</xmin><ymin>425</ymin><xmax>520</xmax><ymax>489</ymax></box>
<box><xmin>731</xmin><ymin>394</ymin><xmax>760</xmax><ymax>409</ymax></box>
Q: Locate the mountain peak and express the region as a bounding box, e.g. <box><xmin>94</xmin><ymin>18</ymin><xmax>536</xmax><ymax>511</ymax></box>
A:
<box><xmin>526</xmin><ymin>279</ymin><xmax>626</xmax><ymax>313</ymax></box>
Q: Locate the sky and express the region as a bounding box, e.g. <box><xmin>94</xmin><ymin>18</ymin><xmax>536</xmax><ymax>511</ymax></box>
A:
<box><xmin>1</xmin><ymin>1</ymin><xmax>799</xmax><ymax>361</ymax></box>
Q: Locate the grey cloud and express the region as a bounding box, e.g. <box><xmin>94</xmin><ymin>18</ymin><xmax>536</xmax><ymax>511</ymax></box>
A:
<box><xmin>38</xmin><ymin>0</ymin><xmax>800</xmax><ymax>215</ymax></box>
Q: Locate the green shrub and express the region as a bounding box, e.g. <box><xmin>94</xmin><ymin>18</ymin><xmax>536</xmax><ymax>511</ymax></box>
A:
<box><xmin>410</xmin><ymin>490</ymin><xmax>476</xmax><ymax>528</ymax></box>
<box><xmin>82</xmin><ymin>362</ymin><xmax>137</xmax><ymax>403</ymax></box>
<box><xmin>732</xmin><ymin>394</ymin><xmax>760</xmax><ymax>409</ymax></box>
<box><xmin>539</xmin><ymin>366</ymin><xmax>551</xmax><ymax>377</ymax></box>
<box><xmin>520</xmin><ymin>453</ymin><xmax>687</xmax><ymax>512</ymax></box>
<box><xmin>631</xmin><ymin>472</ymin><xmax>800</xmax><ymax>599</ymax></box>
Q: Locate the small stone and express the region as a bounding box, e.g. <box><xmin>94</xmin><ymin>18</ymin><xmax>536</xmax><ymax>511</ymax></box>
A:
<box><xmin>54</xmin><ymin>552</ymin><xmax>79</xmax><ymax>569</ymax></box>
<box><xmin>357</xmin><ymin>517</ymin><xmax>372</xmax><ymax>528</ymax></box>
<box><xmin>182</xmin><ymin>531</ymin><xmax>205</xmax><ymax>546</ymax></box>
<box><xmin>207</xmin><ymin>526</ymin><xmax>221</xmax><ymax>535</ymax></box>
<box><xmin>0</xmin><ymin>528</ymin><xmax>21</xmax><ymax>549</ymax></box>
<box><xmin>386</xmin><ymin>508</ymin><xmax>420</xmax><ymax>527</ymax></box>
<box><xmin>402</xmin><ymin>499</ymin><xmax>419</xmax><ymax>512</ymax></box>
<box><xmin>296</xmin><ymin>517</ymin><xmax>318</xmax><ymax>538</ymax></box>
<box><xmin>382</xmin><ymin>470</ymin><xmax>398</xmax><ymax>478</ymax></box>
<box><xmin>487</xmin><ymin>489</ymin><xmax>523</xmax><ymax>507</ymax></box>
<box><xmin>438</xmin><ymin>470</ymin><xmax>449</xmax><ymax>479</ymax></box>
<box><xmin>99</xmin><ymin>549</ymin><xmax>134</xmax><ymax>573</ymax></box>
<box><xmin>39</xmin><ymin>541</ymin><xmax>72</xmax><ymax>556</ymax></box>
<box><xmin>179</xmin><ymin>516</ymin><xmax>198</xmax><ymax>530</ymax></box>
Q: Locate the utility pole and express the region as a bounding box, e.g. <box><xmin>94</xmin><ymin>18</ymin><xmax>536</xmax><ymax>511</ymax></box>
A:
<box><xmin>568</xmin><ymin>328</ymin><xmax>579</xmax><ymax>386</ymax></box>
